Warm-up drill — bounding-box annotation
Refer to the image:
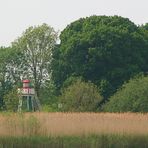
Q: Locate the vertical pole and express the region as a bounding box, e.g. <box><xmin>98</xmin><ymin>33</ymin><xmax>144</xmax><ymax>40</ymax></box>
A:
<box><xmin>18</xmin><ymin>96</ymin><xmax>22</xmax><ymax>112</ymax></box>
<box><xmin>27</xmin><ymin>95</ymin><xmax>29</xmax><ymax>111</ymax></box>
<box><xmin>31</xmin><ymin>96</ymin><xmax>34</xmax><ymax>111</ymax></box>
<box><xmin>34</xmin><ymin>92</ymin><xmax>41</xmax><ymax>111</ymax></box>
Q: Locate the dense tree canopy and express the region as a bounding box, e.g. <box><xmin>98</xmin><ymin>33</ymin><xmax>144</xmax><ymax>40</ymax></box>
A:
<box><xmin>0</xmin><ymin>15</ymin><xmax>148</xmax><ymax>112</ymax></box>
<box><xmin>52</xmin><ymin>15</ymin><xmax>148</xmax><ymax>100</ymax></box>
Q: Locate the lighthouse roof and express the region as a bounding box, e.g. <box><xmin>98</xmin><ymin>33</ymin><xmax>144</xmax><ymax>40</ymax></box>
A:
<box><xmin>22</xmin><ymin>79</ymin><xmax>30</xmax><ymax>83</ymax></box>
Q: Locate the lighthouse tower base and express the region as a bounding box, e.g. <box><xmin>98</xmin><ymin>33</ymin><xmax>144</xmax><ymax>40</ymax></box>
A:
<box><xmin>18</xmin><ymin>95</ymin><xmax>34</xmax><ymax>112</ymax></box>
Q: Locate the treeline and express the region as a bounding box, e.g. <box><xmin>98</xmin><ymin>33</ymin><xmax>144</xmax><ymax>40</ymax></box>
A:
<box><xmin>0</xmin><ymin>15</ymin><xmax>148</xmax><ymax>112</ymax></box>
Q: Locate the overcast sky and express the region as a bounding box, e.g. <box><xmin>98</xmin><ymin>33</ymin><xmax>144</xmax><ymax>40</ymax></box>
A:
<box><xmin>0</xmin><ymin>0</ymin><xmax>148</xmax><ymax>46</ymax></box>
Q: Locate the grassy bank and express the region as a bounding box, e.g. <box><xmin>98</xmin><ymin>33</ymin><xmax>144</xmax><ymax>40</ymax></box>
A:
<box><xmin>0</xmin><ymin>134</ymin><xmax>148</xmax><ymax>148</ymax></box>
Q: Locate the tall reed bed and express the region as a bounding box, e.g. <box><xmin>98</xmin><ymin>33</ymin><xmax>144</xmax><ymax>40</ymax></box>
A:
<box><xmin>0</xmin><ymin>112</ymin><xmax>148</xmax><ymax>136</ymax></box>
<box><xmin>0</xmin><ymin>112</ymin><xmax>148</xmax><ymax>147</ymax></box>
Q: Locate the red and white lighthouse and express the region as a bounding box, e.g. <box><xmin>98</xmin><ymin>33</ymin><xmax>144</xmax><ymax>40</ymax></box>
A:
<box><xmin>18</xmin><ymin>79</ymin><xmax>35</xmax><ymax>112</ymax></box>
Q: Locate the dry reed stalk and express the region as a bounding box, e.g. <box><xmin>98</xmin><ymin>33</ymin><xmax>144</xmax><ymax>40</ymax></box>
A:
<box><xmin>0</xmin><ymin>112</ymin><xmax>148</xmax><ymax>136</ymax></box>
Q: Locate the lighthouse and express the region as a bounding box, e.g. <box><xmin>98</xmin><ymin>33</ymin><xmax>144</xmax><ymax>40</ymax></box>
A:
<box><xmin>17</xmin><ymin>79</ymin><xmax>40</xmax><ymax>112</ymax></box>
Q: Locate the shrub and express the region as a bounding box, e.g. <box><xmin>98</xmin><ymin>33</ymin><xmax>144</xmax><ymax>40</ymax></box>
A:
<box><xmin>103</xmin><ymin>75</ymin><xmax>148</xmax><ymax>112</ymax></box>
<box><xmin>60</xmin><ymin>79</ymin><xmax>103</xmax><ymax>112</ymax></box>
<box><xmin>4</xmin><ymin>87</ymin><xmax>19</xmax><ymax>112</ymax></box>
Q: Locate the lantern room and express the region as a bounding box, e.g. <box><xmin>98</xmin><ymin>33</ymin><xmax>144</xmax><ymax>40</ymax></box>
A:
<box><xmin>22</xmin><ymin>79</ymin><xmax>30</xmax><ymax>88</ymax></box>
<box><xmin>18</xmin><ymin>79</ymin><xmax>35</xmax><ymax>96</ymax></box>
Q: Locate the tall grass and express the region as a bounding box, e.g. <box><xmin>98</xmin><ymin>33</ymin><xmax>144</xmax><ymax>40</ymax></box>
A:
<box><xmin>0</xmin><ymin>113</ymin><xmax>148</xmax><ymax>147</ymax></box>
<box><xmin>0</xmin><ymin>135</ymin><xmax>148</xmax><ymax>148</ymax></box>
<box><xmin>0</xmin><ymin>112</ymin><xmax>148</xmax><ymax>136</ymax></box>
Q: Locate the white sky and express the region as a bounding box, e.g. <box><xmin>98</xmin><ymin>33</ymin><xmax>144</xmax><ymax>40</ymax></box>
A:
<box><xmin>0</xmin><ymin>0</ymin><xmax>148</xmax><ymax>46</ymax></box>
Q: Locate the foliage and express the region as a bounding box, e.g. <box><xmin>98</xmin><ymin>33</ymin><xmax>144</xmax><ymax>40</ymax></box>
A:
<box><xmin>0</xmin><ymin>16</ymin><xmax>148</xmax><ymax>112</ymax></box>
<box><xmin>0</xmin><ymin>47</ymin><xmax>22</xmax><ymax>109</ymax></box>
<box><xmin>38</xmin><ymin>80</ymin><xmax>60</xmax><ymax>112</ymax></box>
<box><xmin>60</xmin><ymin>79</ymin><xmax>103</xmax><ymax>112</ymax></box>
<box><xmin>42</xmin><ymin>104</ymin><xmax>59</xmax><ymax>112</ymax></box>
<box><xmin>62</xmin><ymin>76</ymin><xmax>84</xmax><ymax>90</ymax></box>
<box><xmin>103</xmin><ymin>75</ymin><xmax>148</xmax><ymax>112</ymax></box>
<box><xmin>12</xmin><ymin>24</ymin><xmax>58</xmax><ymax>97</ymax></box>
<box><xmin>3</xmin><ymin>87</ymin><xmax>19</xmax><ymax>112</ymax></box>
<box><xmin>53</xmin><ymin>15</ymin><xmax>148</xmax><ymax>100</ymax></box>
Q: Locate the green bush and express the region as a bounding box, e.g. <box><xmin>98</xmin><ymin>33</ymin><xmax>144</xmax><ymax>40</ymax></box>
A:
<box><xmin>103</xmin><ymin>75</ymin><xmax>148</xmax><ymax>112</ymax></box>
<box><xmin>60</xmin><ymin>79</ymin><xmax>103</xmax><ymax>112</ymax></box>
<box><xmin>4</xmin><ymin>87</ymin><xmax>19</xmax><ymax>112</ymax></box>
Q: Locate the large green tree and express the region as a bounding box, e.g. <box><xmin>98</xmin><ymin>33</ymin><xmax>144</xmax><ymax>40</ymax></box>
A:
<box><xmin>12</xmin><ymin>24</ymin><xmax>58</xmax><ymax>97</ymax></box>
<box><xmin>53</xmin><ymin>15</ymin><xmax>147</xmax><ymax>100</ymax></box>
<box><xmin>0</xmin><ymin>47</ymin><xmax>22</xmax><ymax>109</ymax></box>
